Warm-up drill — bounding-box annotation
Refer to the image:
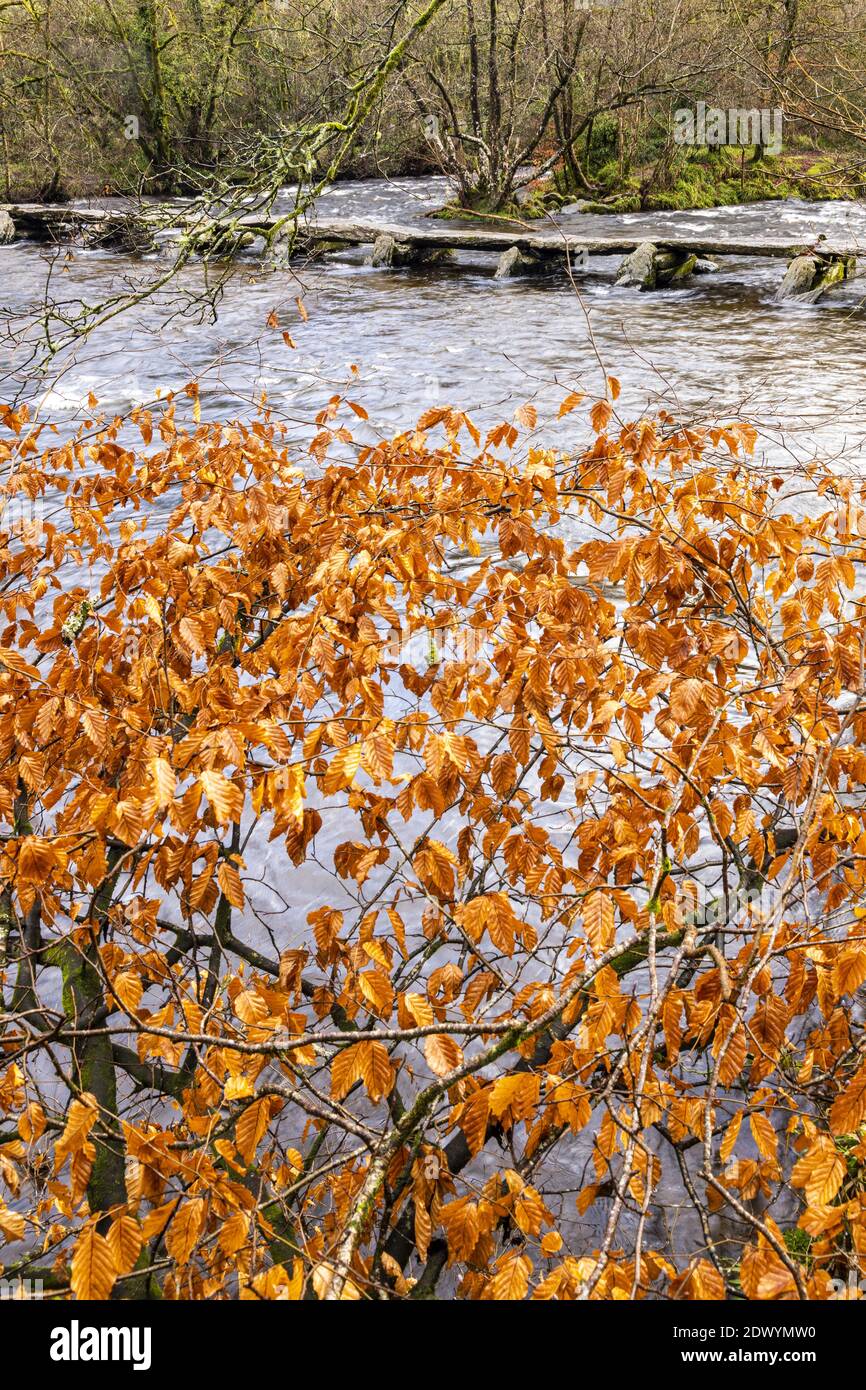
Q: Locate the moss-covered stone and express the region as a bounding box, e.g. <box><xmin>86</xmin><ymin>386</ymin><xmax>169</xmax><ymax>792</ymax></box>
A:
<box><xmin>777</xmin><ymin>250</ymin><xmax>856</xmax><ymax>302</ymax></box>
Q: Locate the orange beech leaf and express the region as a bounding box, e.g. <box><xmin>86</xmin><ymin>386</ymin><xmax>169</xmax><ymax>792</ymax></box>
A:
<box><xmin>424</xmin><ymin>1033</ymin><xmax>463</xmax><ymax>1076</ymax></box>
<box><xmin>71</xmin><ymin>1226</ymin><xmax>117</xmax><ymax>1301</ymax></box>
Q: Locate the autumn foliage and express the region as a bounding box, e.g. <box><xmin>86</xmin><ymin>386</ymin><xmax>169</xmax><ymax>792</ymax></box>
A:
<box><xmin>2</xmin><ymin>384</ymin><xmax>866</xmax><ymax>1300</ymax></box>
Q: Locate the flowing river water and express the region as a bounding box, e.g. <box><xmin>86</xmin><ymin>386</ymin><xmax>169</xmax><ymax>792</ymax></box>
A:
<box><xmin>2</xmin><ymin>178</ymin><xmax>866</xmax><ymax>1270</ymax></box>
<box><xmin>4</xmin><ymin>177</ymin><xmax>866</xmax><ymax>468</ymax></box>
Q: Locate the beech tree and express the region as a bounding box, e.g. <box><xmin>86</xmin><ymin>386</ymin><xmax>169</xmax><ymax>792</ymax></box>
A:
<box><xmin>1</xmin><ymin>385</ymin><xmax>866</xmax><ymax>1299</ymax></box>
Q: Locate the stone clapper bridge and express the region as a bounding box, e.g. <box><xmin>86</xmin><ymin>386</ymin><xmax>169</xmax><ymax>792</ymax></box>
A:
<box><xmin>1</xmin><ymin>201</ymin><xmax>861</xmax><ymax>303</ymax></box>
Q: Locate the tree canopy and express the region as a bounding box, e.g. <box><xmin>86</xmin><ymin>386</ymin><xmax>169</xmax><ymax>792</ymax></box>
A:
<box><xmin>1</xmin><ymin>388</ymin><xmax>865</xmax><ymax>1299</ymax></box>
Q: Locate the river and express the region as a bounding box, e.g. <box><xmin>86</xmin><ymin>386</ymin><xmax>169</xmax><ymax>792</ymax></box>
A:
<box><xmin>3</xmin><ymin>177</ymin><xmax>866</xmax><ymax>480</ymax></box>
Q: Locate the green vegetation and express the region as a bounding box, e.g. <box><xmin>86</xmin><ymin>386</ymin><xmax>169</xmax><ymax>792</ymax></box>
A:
<box><xmin>783</xmin><ymin>1228</ymin><xmax>813</xmax><ymax>1265</ymax></box>
<box><xmin>621</xmin><ymin>148</ymin><xmax>864</xmax><ymax>213</ymax></box>
<box><xmin>430</xmin><ymin>146</ymin><xmax>862</xmax><ymax>224</ymax></box>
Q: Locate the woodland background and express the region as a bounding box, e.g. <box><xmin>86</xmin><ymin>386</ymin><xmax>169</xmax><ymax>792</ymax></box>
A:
<box><xmin>1</xmin><ymin>0</ymin><xmax>866</xmax><ymax>210</ymax></box>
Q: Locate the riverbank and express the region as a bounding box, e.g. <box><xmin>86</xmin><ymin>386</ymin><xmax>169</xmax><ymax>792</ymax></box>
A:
<box><xmin>7</xmin><ymin>143</ymin><xmax>863</xmax><ymax>224</ymax></box>
<box><xmin>431</xmin><ymin>147</ymin><xmax>866</xmax><ymax>222</ymax></box>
